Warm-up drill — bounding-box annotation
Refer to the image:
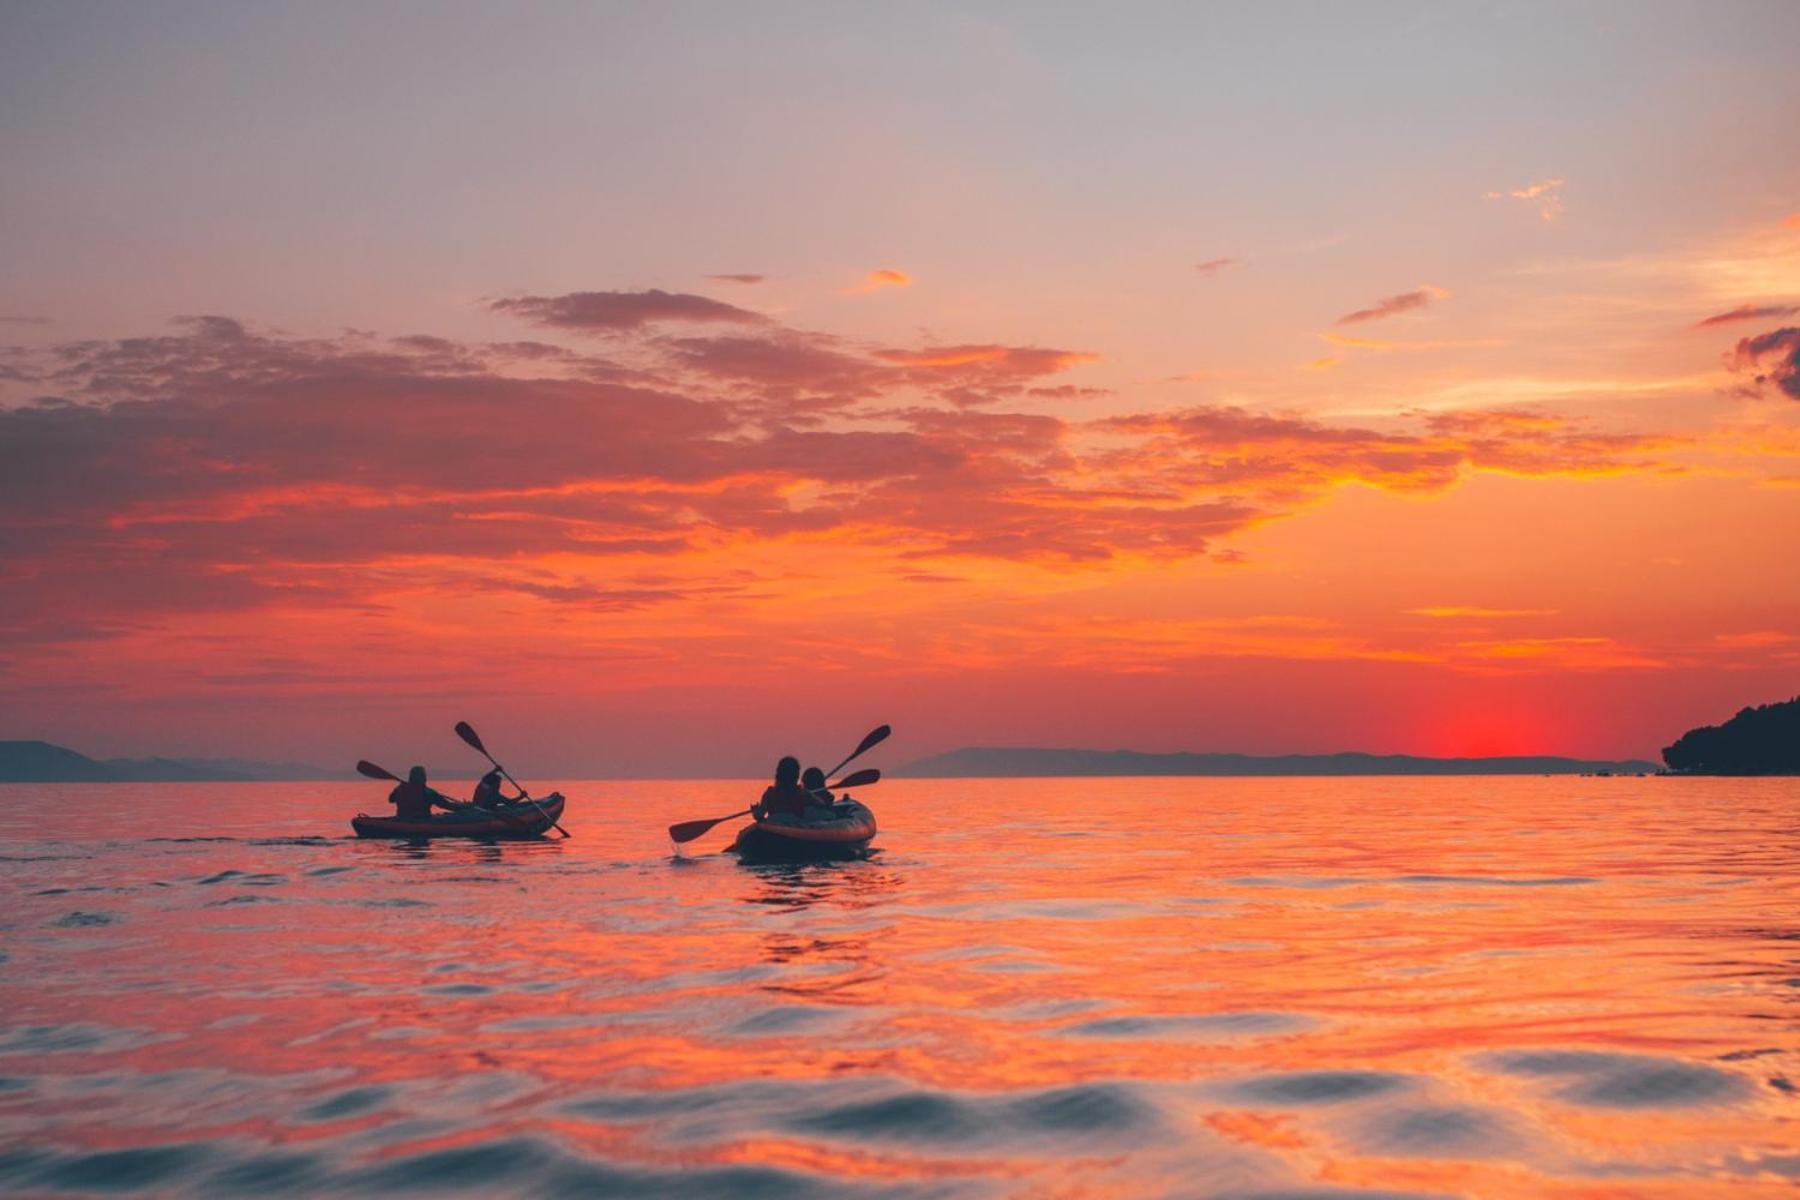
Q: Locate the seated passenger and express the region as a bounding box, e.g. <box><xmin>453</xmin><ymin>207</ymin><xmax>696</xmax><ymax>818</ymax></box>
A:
<box><xmin>800</xmin><ymin>766</ymin><xmax>841</xmax><ymax>818</ymax></box>
<box><xmin>388</xmin><ymin>765</ymin><xmax>458</xmax><ymax>820</ymax></box>
<box><xmin>801</xmin><ymin>766</ymin><xmax>835</xmax><ymax>803</ymax></box>
<box><xmin>756</xmin><ymin>756</ymin><xmax>809</xmax><ymax>819</ymax></box>
<box><xmin>470</xmin><ymin>768</ymin><xmax>521</xmax><ymax>810</ymax></box>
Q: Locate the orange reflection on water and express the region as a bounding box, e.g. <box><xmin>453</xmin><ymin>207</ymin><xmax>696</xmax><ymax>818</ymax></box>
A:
<box><xmin>0</xmin><ymin>776</ymin><xmax>1795</xmax><ymax>1197</ymax></box>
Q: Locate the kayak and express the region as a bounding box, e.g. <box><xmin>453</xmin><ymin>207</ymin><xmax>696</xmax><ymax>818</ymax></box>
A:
<box><xmin>351</xmin><ymin>793</ymin><xmax>566</xmax><ymax>839</ymax></box>
<box><xmin>729</xmin><ymin>798</ymin><xmax>877</xmax><ymax>862</ymax></box>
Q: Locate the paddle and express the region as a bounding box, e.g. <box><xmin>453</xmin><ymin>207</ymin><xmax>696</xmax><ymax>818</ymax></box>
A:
<box><xmin>809</xmin><ymin>766</ymin><xmax>879</xmax><ymax>800</ymax></box>
<box><xmin>453</xmin><ymin>721</ymin><xmax>570</xmax><ymax>838</ymax></box>
<box><xmin>666</xmin><ymin>769</ymin><xmax>884</xmax><ymax>846</ymax></box>
<box><xmin>825</xmin><ymin>724</ymin><xmax>889</xmax><ymax>779</ymax></box>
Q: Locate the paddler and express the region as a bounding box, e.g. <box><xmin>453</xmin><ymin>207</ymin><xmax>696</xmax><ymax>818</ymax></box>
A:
<box><xmin>388</xmin><ymin>765</ymin><xmax>459</xmax><ymax>819</ymax></box>
<box><xmin>800</xmin><ymin>766</ymin><xmax>832</xmax><ymax>801</ymax></box>
<box><xmin>754</xmin><ymin>756</ymin><xmax>810</xmax><ymax>818</ymax></box>
<box><xmin>470</xmin><ymin>768</ymin><xmax>523</xmax><ymax>810</ymax></box>
<box><xmin>800</xmin><ymin>766</ymin><xmax>838</xmax><ymax>814</ymax></box>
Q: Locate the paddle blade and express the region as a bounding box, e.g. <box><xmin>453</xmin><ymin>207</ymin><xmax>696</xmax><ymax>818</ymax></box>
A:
<box><xmin>853</xmin><ymin>725</ymin><xmax>891</xmax><ymax>757</ymax></box>
<box><xmin>667</xmin><ymin>809</ymin><xmax>748</xmax><ymax>845</ymax></box>
<box><xmin>453</xmin><ymin>721</ymin><xmax>487</xmax><ymax>756</ymax></box>
<box><xmin>356</xmin><ymin>760</ymin><xmax>400</xmax><ymax>781</ymax></box>
<box><xmin>833</xmin><ymin>767</ymin><xmax>880</xmax><ymax>789</ymax></box>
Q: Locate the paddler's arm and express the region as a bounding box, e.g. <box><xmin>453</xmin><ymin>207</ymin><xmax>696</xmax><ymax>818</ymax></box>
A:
<box><xmin>427</xmin><ymin>787</ymin><xmax>468</xmax><ymax>811</ymax></box>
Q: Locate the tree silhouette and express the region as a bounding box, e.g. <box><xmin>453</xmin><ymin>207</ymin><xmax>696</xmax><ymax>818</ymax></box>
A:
<box><xmin>1662</xmin><ymin>696</ymin><xmax>1800</xmax><ymax>775</ymax></box>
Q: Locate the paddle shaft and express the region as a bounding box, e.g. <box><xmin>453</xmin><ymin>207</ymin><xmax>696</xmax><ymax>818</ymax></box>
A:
<box><xmin>463</xmin><ymin>739</ymin><xmax>569</xmax><ymax>838</ymax></box>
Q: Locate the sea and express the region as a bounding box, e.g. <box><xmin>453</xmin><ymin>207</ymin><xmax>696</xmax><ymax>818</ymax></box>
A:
<box><xmin>0</xmin><ymin>777</ymin><xmax>1795</xmax><ymax>1198</ymax></box>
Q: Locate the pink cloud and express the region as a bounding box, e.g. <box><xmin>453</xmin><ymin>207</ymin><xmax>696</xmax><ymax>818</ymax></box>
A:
<box><xmin>704</xmin><ymin>274</ymin><xmax>766</xmax><ymax>284</ymax></box>
<box><xmin>1193</xmin><ymin>258</ymin><xmax>1238</xmax><ymax>276</ymax></box>
<box><xmin>1693</xmin><ymin>303</ymin><xmax>1800</xmax><ymax>329</ymax></box>
<box><xmin>0</xmin><ymin>308</ymin><xmax>1682</xmax><ymax>658</ymax></box>
<box><xmin>1335</xmin><ymin>285</ymin><xmax>1451</xmax><ymax>326</ymax></box>
<box><xmin>1485</xmin><ymin>178</ymin><xmax>1565</xmax><ymax>221</ymax></box>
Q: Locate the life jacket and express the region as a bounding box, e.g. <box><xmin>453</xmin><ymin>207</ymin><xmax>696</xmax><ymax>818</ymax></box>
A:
<box><xmin>760</xmin><ymin>782</ymin><xmax>811</xmax><ymax>817</ymax></box>
<box><xmin>389</xmin><ymin>780</ymin><xmax>433</xmax><ymax>819</ymax></box>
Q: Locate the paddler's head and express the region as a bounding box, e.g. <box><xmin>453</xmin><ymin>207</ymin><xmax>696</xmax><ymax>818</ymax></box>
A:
<box><xmin>801</xmin><ymin>766</ymin><xmax>826</xmax><ymax>792</ymax></box>
<box><xmin>408</xmin><ymin>765</ymin><xmax>427</xmax><ymax>784</ymax></box>
<box><xmin>774</xmin><ymin>756</ymin><xmax>800</xmax><ymax>787</ymax></box>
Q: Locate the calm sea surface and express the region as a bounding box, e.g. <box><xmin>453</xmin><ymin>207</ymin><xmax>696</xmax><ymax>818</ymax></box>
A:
<box><xmin>1</xmin><ymin>777</ymin><xmax>1795</xmax><ymax>1197</ymax></box>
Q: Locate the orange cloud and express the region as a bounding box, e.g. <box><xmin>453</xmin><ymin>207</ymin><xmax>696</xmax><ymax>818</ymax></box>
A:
<box><xmin>704</xmin><ymin>273</ymin><xmax>765</xmax><ymax>284</ymax></box>
<box><xmin>844</xmin><ymin>268</ymin><xmax>911</xmax><ymax>294</ymax></box>
<box><xmin>869</xmin><ymin>343</ymin><xmax>1100</xmax><ymax>407</ymax></box>
<box><xmin>1713</xmin><ymin>630</ymin><xmax>1796</xmax><ymax>649</ymax></box>
<box><xmin>1335</xmin><ymin>285</ymin><xmax>1451</xmax><ymax>325</ymax></box>
<box><xmin>1485</xmin><ymin>177</ymin><xmax>1565</xmax><ymax>221</ymax></box>
<box><xmin>1451</xmin><ymin>636</ymin><xmax>1664</xmax><ymax>672</ymax></box>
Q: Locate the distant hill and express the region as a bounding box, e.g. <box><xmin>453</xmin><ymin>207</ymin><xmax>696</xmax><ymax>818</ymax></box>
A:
<box><xmin>898</xmin><ymin>747</ymin><xmax>1660</xmax><ymax>778</ymax></box>
<box><xmin>1663</xmin><ymin>696</ymin><xmax>1800</xmax><ymax>775</ymax></box>
<box><xmin>0</xmin><ymin>740</ymin><xmax>348</xmax><ymax>783</ymax></box>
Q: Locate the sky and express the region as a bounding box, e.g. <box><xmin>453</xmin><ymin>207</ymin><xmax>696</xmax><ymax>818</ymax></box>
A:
<box><xmin>1</xmin><ymin>0</ymin><xmax>1797</xmax><ymax>775</ymax></box>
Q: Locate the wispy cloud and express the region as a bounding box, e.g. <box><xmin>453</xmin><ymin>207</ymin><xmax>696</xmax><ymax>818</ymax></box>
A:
<box><xmin>1408</xmin><ymin>606</ymin><xmax>1558</xmax><ymax>619</ymax></box>
<box><xmin>845</xmin><ymin>268</ymin><xmax>911</xmax><ymax>294</ymax></box>
<box><xmin>1321</xmin><ymin>332</ymin><xmax>1505</xmax><ymax>352</ymax></box>
<box><xmin>1193</xmin><ymin>257</ymin><xmax>1238</xmax><ymax>277</ymax></box>
<box><xmin>1713</xmin><ymin>630</ymin><xmax>1796</xmax><ymax>649</ymax></box>
<box><xmin>1450</xmin><ymin>636</ymin><xmax>1663</xmax><ymax>672</ymax></box>
<box><xmin>490</xmin><ymin>288</ymin><xmax>765</xmax><ymax>332</ymax></box>
<box><xmin>1692</xmin><ymin>302</ymin><xmax>1799</xmax><ymax>329</ymax></box>
<box><xmin>704</xmin><ymin>273</ymin><xmax>766</xmax><ymax>285</ymax></box>
<box><xmin>0</xmin><ymin>314</ymin><xmax>50</xmax><ymax>325</ymax></box>
<box><xmin>1485</xmin><ymin>178</ymin><xmax>1565</xmax><ymax>222</ymax></box>
<box><xmin>1335</xmin><ymin>285</ymin><xmax>1451</xmax><ymax>326</ymax></box>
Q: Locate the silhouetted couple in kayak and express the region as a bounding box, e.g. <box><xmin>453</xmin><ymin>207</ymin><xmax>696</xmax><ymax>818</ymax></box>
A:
<box><xmin>754</xmin><ymin>756</ymin><xmax>841</xmax><ymax>819</ymax></box>
<box><xmin>387</xmin><ymin>766</ymin><xmax>525</xmax><ymax>818</ymax></box>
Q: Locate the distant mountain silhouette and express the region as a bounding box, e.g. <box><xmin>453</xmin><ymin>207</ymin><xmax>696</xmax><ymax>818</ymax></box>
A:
<box><xmin>1662</xmin><ymin>696</ymin><xmax>1799</xmax><ymax>775</ymax></box>
<box><xmin>0</xmin><ymin>740</ymin><xmax>347</xmax><ymax>783</ymax></box>
<box><xmin>899</xmin><ymin>747</ymin><xmax>1660</xmax><ymax>777</ymax></box>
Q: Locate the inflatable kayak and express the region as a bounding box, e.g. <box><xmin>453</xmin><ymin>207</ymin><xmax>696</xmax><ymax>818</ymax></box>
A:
<box><xmin>730</xmin><ymin>798</ymin><xmax>877</xmax><ymax>862</ymax></box>
<box><xmin>351</xmin><ymin>793</ymin><xmax>565</xmax><ymax>839</ymax></box>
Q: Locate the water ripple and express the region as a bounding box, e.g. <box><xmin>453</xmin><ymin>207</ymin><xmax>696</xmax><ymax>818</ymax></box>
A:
<box><xmin>1482</xmin><ymin>1049</ymin><xmax>1750</xmax><ymax>1109</ymax></box>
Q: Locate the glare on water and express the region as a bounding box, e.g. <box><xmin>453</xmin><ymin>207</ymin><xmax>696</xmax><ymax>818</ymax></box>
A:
<box><xmin>1</xmin><ymin>776</ymin><xmax>1796</xmax><ymax>1197</ymax></box>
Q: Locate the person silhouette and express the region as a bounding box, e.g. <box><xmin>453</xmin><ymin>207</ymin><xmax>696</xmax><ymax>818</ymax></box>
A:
<box><xmin>756</xmin><ymin>756</ymin><xmax>809</xmax><ymax>818</ymax></box>
<box><xmin>388</xmin><ymin>765</ymin><xmax>456</xmax><ymax>819</ymax></box>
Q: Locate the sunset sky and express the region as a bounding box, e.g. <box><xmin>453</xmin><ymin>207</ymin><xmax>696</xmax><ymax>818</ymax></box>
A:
<box><xmin>2</xmin><ymin>1</ymin><xmax>1797</xmax><ymax>775</ymax></box>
